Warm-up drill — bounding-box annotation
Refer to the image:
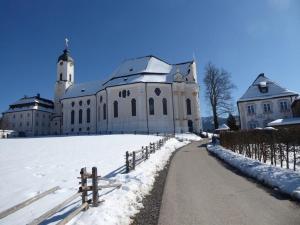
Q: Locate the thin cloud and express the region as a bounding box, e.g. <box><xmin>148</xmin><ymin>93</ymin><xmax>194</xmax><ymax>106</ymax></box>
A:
<box><xmin>267</xmin><ymin>0</ymin><xmax>291</xmax><ymax>10</ymax></box>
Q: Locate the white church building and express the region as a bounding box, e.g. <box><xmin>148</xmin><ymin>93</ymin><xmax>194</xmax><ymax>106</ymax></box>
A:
<box><xmin>238</xmin><ymin>73</ymin><xmax>298</xmax><ymax>130</ymax></box>
<box><xmin>2</xmin><ymin>44</ymin><xmax>202</xmax><ymax>136</ymax></box>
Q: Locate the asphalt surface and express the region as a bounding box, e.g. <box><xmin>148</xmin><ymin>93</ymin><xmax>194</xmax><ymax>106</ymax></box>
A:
<box><xmin>158</xmin><ymin>140</ymin><xmax>300</xmax><ymax>225</ymax></box>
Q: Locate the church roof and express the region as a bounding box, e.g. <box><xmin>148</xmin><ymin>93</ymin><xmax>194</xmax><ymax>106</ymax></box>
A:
<box><xmin>63</xmin><ymin>81</ymin><xmax>104</xmax><ymax>99</ymax></box>
<box><xmin>57</xmin><ymin>49</ymin><xmax>74</xmax><ymax>63</ymax></box>
<box><xmin>62</xmin><ymin>55</ymin><xmax>194</xmax><ymax>99</ymax></box>
<box><xmin>238</xmin><ymin>73</ymin><xmax>298</xmax><ymax>102</ymax></box>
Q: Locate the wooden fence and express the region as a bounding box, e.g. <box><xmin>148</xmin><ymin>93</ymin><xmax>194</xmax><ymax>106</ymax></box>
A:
<box><xmin>0</xmin><ymin>167</ymin><xmax>121</xmax><ymax>225</ymax></box>
<box><xmin>125</xmin><ymin>135</ymin><xmax>172</xmax><ymax>173</ymax></box>
<box><xmin>220</xmin><ymin>128</ymin><xmax>300</xmax><ymax>171</ymax></box>
<box><xmin>0</xmin><ymin>136</ymin><xmax>173</xmax><ymax>224</ymax></box>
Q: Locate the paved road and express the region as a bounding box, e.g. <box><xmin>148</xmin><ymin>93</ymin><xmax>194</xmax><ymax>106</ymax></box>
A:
<box><xmin>158</xmin><ymin>140</ymin><xmax>300</xmax><ymax>225</ymax></box>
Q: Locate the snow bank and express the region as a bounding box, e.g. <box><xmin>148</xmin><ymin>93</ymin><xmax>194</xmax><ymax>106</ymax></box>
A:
<box><xmin>73</xmin><ymin>138</ymin><xmax>189</xmax><ymax>225</ymax></box>
<box><xmin>0</xmin><ymin>134</ymin><xmax>196</xmax><ymax>225</ymax></box>
<box><xmin>207</xmin><ymin>144</ymin><xmax>300</xmax><ymax>201</ymax></box>
<box><xmin>175</xmin><ymin>133</ymin><xmax>202</xmax><ymax>141</ymax></box>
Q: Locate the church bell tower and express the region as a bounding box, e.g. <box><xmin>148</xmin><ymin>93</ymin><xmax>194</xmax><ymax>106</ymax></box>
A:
<box><xmin>54</xmin><ymin>39</ymin><xmax>74</xmax><ymax>115</ymax></box>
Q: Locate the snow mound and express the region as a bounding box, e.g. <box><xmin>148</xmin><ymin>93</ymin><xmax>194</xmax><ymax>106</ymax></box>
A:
<box><xmin>207</xmin><ymin>144</ymin><xmax>300</xmax><ymax>201</ymax></box>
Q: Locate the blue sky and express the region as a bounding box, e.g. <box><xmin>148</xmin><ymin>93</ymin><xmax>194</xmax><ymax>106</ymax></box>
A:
<box><xmin>0</xmin><ymin>0</ymin><xmax>299</xmax><ymax>117</ymax></box>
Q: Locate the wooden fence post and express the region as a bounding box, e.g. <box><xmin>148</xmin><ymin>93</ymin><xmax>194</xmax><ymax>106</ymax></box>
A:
<box><xmin>132</xmin><ymin>151</ymin><xmax>136</xmax><ymax>170</ymax></box>
<box><xmin>92</xmin><ymin>167</ymin><xmax>99</xmax><ymax>207</ymax></box>
<box><xmin>80</xmin><ymin>167</ymin><xmax>89</xmax><ymax>210</ymax></box>
<box><xmin>126</xmin><ymin>151</ymin><xmax>130</xmax><ymax>173</ymax></box>
<box><xmin>146</xmin><ymin>146</ymin><xmax>149</xmax><ymax>159</ymax></box>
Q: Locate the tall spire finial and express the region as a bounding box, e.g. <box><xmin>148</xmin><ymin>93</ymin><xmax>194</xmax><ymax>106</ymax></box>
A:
<box><xmin>65</xmin><ymin>38</ymin><xmax>69</xmax><ymax>49</ymax></box>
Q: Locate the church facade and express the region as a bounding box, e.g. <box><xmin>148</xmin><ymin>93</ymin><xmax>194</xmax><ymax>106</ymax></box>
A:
<box><xmin>2</xmin><ymin>45</ymin><xmax>202</xmax><ymax>136</ymax></box>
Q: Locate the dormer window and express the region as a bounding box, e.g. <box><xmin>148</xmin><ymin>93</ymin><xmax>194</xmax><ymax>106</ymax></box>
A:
<box><xmin>258</xmin><ymin>81</ymin><xmax>268</xmax><ymax>93</ymax></box>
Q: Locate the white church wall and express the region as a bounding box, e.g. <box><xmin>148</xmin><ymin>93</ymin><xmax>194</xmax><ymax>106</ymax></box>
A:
<box><xmin>106</xmin><ymin>83</ymin><xmax>148</xmax><ymax>133</ymax></box>
<box><xmin>61</xmin><ymin>95</ymin><xmax>97</xmax><ymax>135</ymax></box>
<box><xmin>96</xmin><ymin>90</ymin><xmax>108</xmax><ymax>133</ymax></box>
<box><xmin>146</xmin><ymin>83</ymin><xmax>174</xmax><ymax>134</ymax></box>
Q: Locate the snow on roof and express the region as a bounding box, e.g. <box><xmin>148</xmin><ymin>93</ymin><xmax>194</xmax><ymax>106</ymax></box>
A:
<box><xmin>238</xmin><ymin>74</ymin><xmax>298</xmax><ymax>102</ymax></box>
<box><xmin>108</xmin><ymin>56</ymin><xmax>172</xmax><ymax>80</ymax></box>
<box><xmin>11</xmin><ymin>96</ymin><xmax>53</xmax><ymax>106</ymax></box>
<box><xmin>267</xmin><ymin>117</ymin><xmax>300</xmax><ymax>126</ymax></box>
<box><xmin>4</xmin><ymin>105</ymin><xmax>54</xmax><ymax>113</ymax></box>
<box><xmin>62</xmin><ymin>56</ymin><xmax>194</xmax><ymax>99</ymax></box>
<box><xmin>216</xmin><ymin>124</ymin><xmax>230</xmax><ymax>130</ymax></box>
<box><xmin>62</xmin><ymin>80</ymin><xmax>104</xmax><ymax>99</ymax></box>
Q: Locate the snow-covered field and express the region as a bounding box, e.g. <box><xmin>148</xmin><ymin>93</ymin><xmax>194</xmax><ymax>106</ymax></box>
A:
<box><xmin>0</xmin><ymin>134</ymin><xmax>200</xmax><ymax>225</ymax></box>
<box><xmin>207</xmin><ymin>144</ymin><xmax>300</xmax><ymax>201</ymax></box>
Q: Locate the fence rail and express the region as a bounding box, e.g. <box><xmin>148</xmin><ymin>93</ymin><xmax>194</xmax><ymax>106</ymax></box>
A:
<box><xmin>125</xmin><ymin>135</ymin><xmax>172</xmax><ymax>173</ymax></box>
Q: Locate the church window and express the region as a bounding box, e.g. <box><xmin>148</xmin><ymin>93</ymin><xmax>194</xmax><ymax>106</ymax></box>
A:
<box><xmin>60</xmin><ymin>73</ymin><xmax>63</xmax><ymax>81</ymax></box>
<box><xmin>71</xmin><ymin>110</ymin><xmax>75</xmax><ymax>124</ymax></box>
<box><xmin>86</xmin><ymin>108</ymin><xmax>91</xmax><ymax>123</ymax></box>
<box><xmin>55</xmin><ymin>122</ymin><xmax>57</xmax><ymax>126</ymax></box>
<box><xmin>98</xmin><ymin>106</ymin><xmax>100</xmax><ymax>121</ymax></box>
<box><xmin>149</xmin><ymin>98</ymin><xmax>154</xmax><ymax>115</ymax></box>
<box><xmin>127</xmin><ymin>90</ymin><xmax>130</xmax><ymax>96</ymax></box>
<box><xmin>60</xmin><ymin>61</ymin><xmax>63</xmax><ymax>66</ymax></box>
<box><xmin>119</xmin><ymin>91</ymin><xmax>121</xmax><ymax>97</ymax></box>
<box><xmin>155</xmin><ymin>88</ymin><xmax>161</xmax><ymax>96</ymax></box>
<box><xmin>79</xmin><ymin>128</ymin><xmax>82</xmax><ymax>132</ymax></box>
<box><xmin>100</xmin><ymin>96</ymin><xmax>103</xmax><ymax>103</ymax></box>
<box><xmin>103</xmin><ymin>104</ymin><xmax>107</xmax><ymax>120</ymax></box>
<box><xmin>114</xmin><ymin>101</ymin><xmax>118</xmax><ymax>118</ymax></box>
<box><xmin>122</xmin><ymin>90</ymin><xmax>126</xmax><ymax>98</ymax></box>
<box><xmin>87</xmin><ymin>99</ymin><xmax>91</xmax><ymax>105</ymax></box>
<box><xmin>79</xmin><ymin>100</ymin><xmax>82</xmax><ymax>106</ymax></box>
<box><xmin>69</xmin><ymin>74</ymin><xmax>72</xmax><ymax>82</ymax></box>
<box><xmin>79</xmin><ymin>109</ymin><xmax>82</xmax><ymax>124</ymax></box>
<box><xmin>131</xmin><ymin>99</ymin><xmax>136</xmax><ymax>116</ymax></box>
<box><xmin>263</xmin><ymin>103</ymin><xmax>271</xmax><ymax>113</ymax></box>
<box><xmin>186</xmin><ymin>98</ymin><xmax>192</xmax><ymax>115</ymax></box>
<box><xmin>163</xmin><ymin>98</ymin><xmax>168</xmax><ymax>115</ymax></box>
<box><xmin>71</xmin><ymin>102</ymin><xmax>75</xmax><ymax>107</ymax></box>
<box><xmin>71</xmin><ymin>128</ymin><xmax>74</xmax><ymax>132</ymax></box>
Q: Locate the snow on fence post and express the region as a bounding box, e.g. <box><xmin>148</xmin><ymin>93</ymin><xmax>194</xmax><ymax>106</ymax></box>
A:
<box><xmin>126</xmin><ymin>151</ymin><xmax>130</xmax><ymax>173</ymax></box>
<box><xmin>92</xmin><ymin>167</ymin><xmax>99</xmax><ymax>207</ymax></box>
<box><xmin>80</xmin><ymin>167</ymin><xmax>89</xmax><ymax>210</ymax></box>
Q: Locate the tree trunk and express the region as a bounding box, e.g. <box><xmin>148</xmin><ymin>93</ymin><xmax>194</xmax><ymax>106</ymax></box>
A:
<box><xmin>212</xmin><ymin>105</ymin><xmax>218</xmax><ymax>130</ymax></box>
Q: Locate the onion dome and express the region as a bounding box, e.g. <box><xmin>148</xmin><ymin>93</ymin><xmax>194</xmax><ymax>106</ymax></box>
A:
<box><xmin>57</xmin><ymin>48</ymin><xmax>74</xmax><ymax>63</ymax></box>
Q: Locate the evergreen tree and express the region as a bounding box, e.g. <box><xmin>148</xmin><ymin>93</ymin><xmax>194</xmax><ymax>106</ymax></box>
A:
<box><xmin>226</xmin><ymin>113</ymin><xmax>238</xmax><ymax>130</ymax></box>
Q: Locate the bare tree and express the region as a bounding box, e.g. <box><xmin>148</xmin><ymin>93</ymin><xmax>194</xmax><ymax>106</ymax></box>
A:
<box><xmin>204</xmin><ymin>62</ymin><xmax>236</xmax><ymax>129</ymax></box>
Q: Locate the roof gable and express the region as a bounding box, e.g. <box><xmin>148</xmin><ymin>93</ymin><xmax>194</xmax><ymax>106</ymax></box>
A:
<box><xmin>238</xmin><ymin>74</ymin><xmax>298</xmax><ymax>102</ymax></box>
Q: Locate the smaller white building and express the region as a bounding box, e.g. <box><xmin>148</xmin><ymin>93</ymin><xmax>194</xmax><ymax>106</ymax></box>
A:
<box><xmin>238</xmin><ymin>73</ymin><xmax>298</xmax><ymax>130</ymax></box>
<box><xmin>2</xmin><ymin>94</ymin><xmax>54</xmax><ymax>137</ymax></box>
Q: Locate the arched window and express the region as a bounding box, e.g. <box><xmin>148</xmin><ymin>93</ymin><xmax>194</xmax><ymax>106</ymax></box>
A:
<box><xmin>162</xmin><ymin>98</ymin><xmax>167</xmax><ymax>115</ymax></box>
<box><xmin>71</xmin><ymin>110</ymin><xmax>75</xmax><ymax>124</ymax></box>
<box><xmin>186</xmin><ymin>98</ymin><xmax>192</xmax><ymax>115</ymax></box>
<box><xmin>131</xmin><ymin>98</ymin><xmax>136</xmax><ymax>116</ymax></box>
<box><xmin>103</xmin><ymin>103</ymin><xmax>107</xmax><ymax>120</ymax></box>
<box><xmin>69</xmin><ymin>74</ymin><xmax>72</xmax><ymax>82</ymax></box>
<box><xmin>79</xmin><ymin>109</ymin><xmax>82</xmax><ymax>124</ymax></box>
<box><xmin>86</xmin><ymin>108</ymin><xmax>90</xmax><ymax>123</ymax></box>
<box><xmin>60</xmin><ymin>73</ymin><xmax>63</xmax><ymax>81</ymax></box>
<box><xmin>114</xmin><ymin>101</ymin><xmax>118</xmax><ymax>118</ymax></box>
<box><xmin>149</xmin><ymin>98</ymin><xmax>154</xmax><ymax>115</ymax></box>
<box><xmin>98</xmin><ymin>106</ymin><xmax>100</xmax><ymax>122</ymax></box>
